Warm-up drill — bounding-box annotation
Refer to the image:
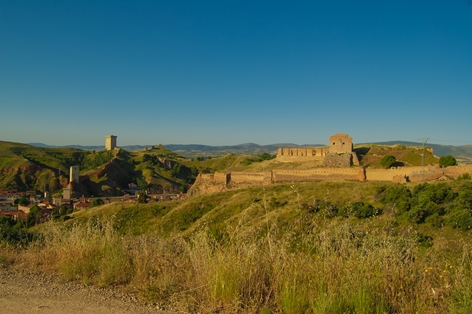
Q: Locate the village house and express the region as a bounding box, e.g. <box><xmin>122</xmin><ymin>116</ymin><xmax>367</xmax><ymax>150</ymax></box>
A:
<box><xmin>73</xmin><ymin>196</ymin><xmax>91</xmax><ymax>210</ymax></box>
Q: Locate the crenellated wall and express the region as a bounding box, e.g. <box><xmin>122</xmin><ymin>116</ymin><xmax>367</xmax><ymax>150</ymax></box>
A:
<box><xmin>276</xmin><ymin>133</ymin><xmax>353</xmax><ymax>163</ymax></box>
<box><xmin>272</xmin><ymin>168</ymin><xmax>360</xmax><ymax>182</ymax></box>
<box><xmin>194</xmin><ymin>165</ymin><xmax>472</xmax><ymax>194</ymax></box>
<box><xmin>277</xmin><ymin>147</ymin><xmax>328</xmax><ymax>162</ymax></box>
<box><xmin>229</xmin><ymin>171</ymin><xmax>272</xmax><ymax>184</ymax></box>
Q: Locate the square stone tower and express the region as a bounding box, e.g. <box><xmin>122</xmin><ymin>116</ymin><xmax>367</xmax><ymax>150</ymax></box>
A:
<box><xmin>329</xmin><ymin>133</ymin><xmax>353</xmax><ymax>154</ymax></box>
<box><xmin>105</xmin><ymin>135</ymin><xmax>117</xmax><ymax>150</ymax></box>
<box><xmin>70</xmin><ymin>165</ymin><xmax>79</xmax><ymax>183</ymax></box>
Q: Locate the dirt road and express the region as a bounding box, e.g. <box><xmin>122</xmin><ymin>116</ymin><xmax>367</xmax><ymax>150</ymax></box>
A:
<box><xmin>0</xmin><ymin>268</ymin><xmax>174</xmax><ymax>314</ymax></box>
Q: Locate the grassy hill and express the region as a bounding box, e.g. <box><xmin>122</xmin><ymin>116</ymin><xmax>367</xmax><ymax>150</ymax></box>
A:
<box><xmin>0</xmin><ymin>140</ymin><xmax>89</xmax><ymax>191</ymax></box>
<box><xmin>4</xmin><ymin>178</ymin><xmax>472</xmax><ymax>313</ymax></box>
<box><xmin>0</xmin><ymin>140</ymin><xmax>443</xmax><ymax>195</ymax></box>
<box><xmin>354</xmin><ymin>144</ymin><xmax>438</xmax><ymax>168</ymax></box>
<box><xmin>0</xmin><ymin>141</ymin><xmax>267</xmax><ymax>195</ymax></box>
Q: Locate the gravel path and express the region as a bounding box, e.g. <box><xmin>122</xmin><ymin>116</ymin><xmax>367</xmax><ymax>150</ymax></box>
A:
<box><xmin>0</xmin><ymin>268</ymin><xmax>175</xmax><ymax>314</ymax></box>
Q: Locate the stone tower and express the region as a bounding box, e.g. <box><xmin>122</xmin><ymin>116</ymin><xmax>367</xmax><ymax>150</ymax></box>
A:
<box><xmin>105</xmin><ymin>135</ymin><xmax>117</xmax><ymax>150</ymax></box>
<box><xmin>329</xmin><ymin>133</ymin><xmax>353</xmax><ymax>154</ymax></box>
<box><xmin>70</xmin><ymin>165</ymin><xmax>79</xmax><ymax>183</ymax></box>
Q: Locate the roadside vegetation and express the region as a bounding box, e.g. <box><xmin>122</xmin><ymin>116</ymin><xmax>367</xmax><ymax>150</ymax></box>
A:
<box><xmin>2</xmin><ymin>178</ymin><xmax>472</xmax><ymax>313</ymax></box>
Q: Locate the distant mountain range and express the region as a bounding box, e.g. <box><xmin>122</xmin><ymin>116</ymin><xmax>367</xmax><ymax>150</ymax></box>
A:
<box><xmin>28</xmin><ymin>141</ymin><xmax>472</xmax><ymax>162</ymax></box>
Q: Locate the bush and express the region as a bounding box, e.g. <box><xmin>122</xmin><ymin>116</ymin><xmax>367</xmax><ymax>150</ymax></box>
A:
<box><xmin>446</xmin><ymin>209</ymin><xmax>472</xmax><ymax>230</ymax></box>
<box><xmin>91</xmin><ymin>198</ymin><xmax>104</xmax><ymax>207</ymax></box>
<box><xmin>408</xmin><ymin>206</ymin><xmax>431</xmax><ymax>224</ymax></box>
<box><xmin>439</xmin><ymin>155</ymin><xmax>457</xmax><ymax>167</ymax></box>
<box><xmin>377</xmin><ymin>185</ymin><xmax>412</xmax><ymax>212</ymax></box>
<box><xmin>380</xmin><ymin>155</ymin><xmax>396</xmax><ymax>169</ymax></box>
<box><xmin>425</xmin><ymin>213</ymin><xmax>444</xmax><ymax>228</ymax></box>
<box><xmin>349</xmin><ymin>202</ymin><xmax>379</xmax><ymax>218</ymax></box>
<box><xmin>318</xmin><ymin>201</ymin><xmax>338</xmax><ymax>218</ymax></box>
<box><xmin>0</xmin><ymin>217</ymin><xmax>40</xmax><ymax>247</ymax></box>
<box><xmin>457</xmin><ymin>173</ymin><xmax>472</xmax><ymax>180</ymax></box>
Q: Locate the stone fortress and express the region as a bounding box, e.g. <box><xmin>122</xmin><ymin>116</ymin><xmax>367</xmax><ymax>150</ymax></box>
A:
<box><xmin>191</xmin><ymin>133</ymin><xmax>472</xmax><ymax>194</ymax></box>
<box><xmin>277</xmin><ymin>133</ymin><xmax>359</xmax><ymax>167</ymax></box>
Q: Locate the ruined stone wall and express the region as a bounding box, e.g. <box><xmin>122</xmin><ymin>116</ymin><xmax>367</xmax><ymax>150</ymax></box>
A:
<box><xmin>229</xmin><ymin>171</ymin><xmax>272</xmax><ymax>185</ymax></box>
<box><xmin>273</xmin><ymin>168</ymin><xmax>360</xmax><ymax>182</ymax></box>
<box><xmin>199</xmin><ymin>173</ymin><xmax>214</xmax><ymax>181</ymax></box>
<box><xmin>190</xmin><ymin>164</ymin><xmax>472</xmax><ymax>197</ymax></box>
<box><xmin>276</xmin><ymin>147</ymin><xmax>328</xmax><ymax>162</ymax></box>
<box><xmin>322</xmin><ymin>153</ymin><xmax>353</xmax><ymax>167</ymax></box>
<box><xmin>365</xmin><ymin>166</ymin><xmax>433</xmax><ymax>182</ymax></box>
<box><xmin>408</xmin><ymin>170</ymin><xmax>445</xmax><ymax>182</ymax></box>
<box><xmin>443</xmin><ymin>165</ymin><xmax>472</xmax><ymax>178</ymax></box>
<box><xmin>213</xmin><ymin>172</ymin><xmax>229</xmax><ymax>184</ymax></box>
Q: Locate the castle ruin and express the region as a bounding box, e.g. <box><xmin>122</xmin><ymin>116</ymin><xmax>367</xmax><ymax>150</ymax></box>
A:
<box><xmin>277</xmin><ymin>133</ymin><xmax>357</xmax><ymax>167</ymax></box>
<box><xmin>188</xmin><ymin>132</ymin><xmax>472</xmax><ymax>195</ymax></box>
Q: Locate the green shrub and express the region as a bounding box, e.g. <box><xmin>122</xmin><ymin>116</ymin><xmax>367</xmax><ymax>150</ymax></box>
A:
<box><xmin>350</xmin><ymin>202</ymin><xmax>379</xmax><ymax>218</ymax></box>
<box><xmin>318</xmin><ymin>201</ymin><xmax>338</xmax><ymax>218</ymax></box>
<box><xmin>425</xmin><ymin>213</ymin><xmax>444</xmax><ymax>228</ymax></box>
<box><xmin>91</xmin><ymin>198</ymin><xmax>104</xmax><ymax>207</ymax></box>
<box><xmin>380</xmin><ymin>155</ymin><xmax>396</xmax><ymax>168</ymax></box>
<box><xmin>446</xmin><ymin>209</ymin><xmax>472</xmax><ymax>230</ymax></box>
<box><xmin>457</xmin><ymin>173</ymin><xmax>472</xmax><ymax>180</ymax></box>
<box><xmin>439</xmin><ymin>155</ymin><xmax>457</xmax><ymax>167</ymax></box>
<box><xmin>377</xmin><ymin>185</ymin><xmax>412</xmax><ymax>212</ymax></box>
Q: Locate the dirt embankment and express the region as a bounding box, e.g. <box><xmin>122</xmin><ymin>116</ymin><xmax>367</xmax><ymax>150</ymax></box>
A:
<box><xmin>0</xmin><ymin>268</ymin><xmax>176</xmax><ymax>314</ymax></box>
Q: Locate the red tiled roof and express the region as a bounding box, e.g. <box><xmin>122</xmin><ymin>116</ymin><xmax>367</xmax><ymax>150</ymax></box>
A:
<box><xmin>74</xmin><ymin>202</ymin><xmax>91</xmax><ymax>208</ymax></box>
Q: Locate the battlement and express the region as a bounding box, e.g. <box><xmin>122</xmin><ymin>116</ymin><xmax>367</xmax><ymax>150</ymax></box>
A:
<box><xmin>277</xmin><ymin>133</ymin><xmax>354</xmax><ymax>165</ymax></box>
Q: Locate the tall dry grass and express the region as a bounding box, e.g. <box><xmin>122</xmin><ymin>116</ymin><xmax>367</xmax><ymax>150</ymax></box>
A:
<box><xmin>2</xmin><ymin>214</ymin><xmax>472</xmax><ymax>313</ymax></box>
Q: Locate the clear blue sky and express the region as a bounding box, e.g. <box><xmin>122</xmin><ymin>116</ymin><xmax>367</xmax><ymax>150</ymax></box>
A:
<box><xmin>1</xmin><ymin>1</ymin><xmax>471</xmax><ymax>147</ymax></box>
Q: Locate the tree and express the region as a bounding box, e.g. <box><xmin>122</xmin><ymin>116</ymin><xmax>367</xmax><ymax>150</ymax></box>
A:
<box><xmin>14</xmin><ymin>195</ymin><xmax>30</xmax><ymax>206</ymax></box>
<box><xmin>380</xmin><ymin>155</ymin><xmax>396</xmax><ymax>169</ymax></box>
<box><xmin>439</xmin><ymin>155</ymin><xmax>457</xmax><ymax>167</ymax></box>
<box><xmin>26</xmin><ymin>205</ymin><xmax>42</xmax><ymax>227</ymax></box>
<box><xmin>137</xmin><ymin>192</ymin><xmax>147</xmax><ymax>204</ymax></box>
<box><xmin>136</xmin><ymin>177</ymin><xmax>148</xmax><ymax>189</ymax></box>
<box><xmin>91</xmin><ymin>198</ymin><xmax>104</xmax><ymax>207</ymax></box>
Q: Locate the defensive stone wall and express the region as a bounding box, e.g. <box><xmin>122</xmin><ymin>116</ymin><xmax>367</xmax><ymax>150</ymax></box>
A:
<box><xmin>408</xmin><ymin>170</ymin><xmax>445</xmax><ymax>182</ymax></box>
<box><xmin>443</xmin><ymin>165</ymin><xmax>472</xmax><ymax>178</ymax></box>
<box><xmin>272</xmin><ymin>168</ymin><xmax>360</xmax><ymax>182</ymax></box>
<box><xmin>365</xmin><ymin>166</ymin><xmax>426</xmax><ymax>182</ymax></box>
<box><xmin>190</xmin><ymin>164</ymin><xmax>472</xmax><ymax>196</ymax></box>
<box><xmin>214</xmin><ymin>172</ymin><xmax>229</xmax><ymax>184</ymax></box>
<box><xmin>277</xmin><ymin>147</ymin><xmax>328</xmax><ymax>162</ymax></box>
<box><xmin>276</xmin><ymin>133</ymin><xmax>354</xmax><ymax>163</ymax></box>
<box><xmin>229</xmin><ymin>171</ymin><xmax>272</xmax><ymax>185</ymax></box>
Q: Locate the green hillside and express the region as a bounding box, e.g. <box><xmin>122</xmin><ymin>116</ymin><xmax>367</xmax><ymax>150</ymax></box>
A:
<box><xmin>0</xmin><ymin>140</ymin><xmax>443</xmax><ymax>195</ymax></box>
<box><xmin>0</xmin><ymin>141</ymin><xmax>263</xmax><ymax>195</ymax></box>
<box><xmin>3</xmin><ymin>178</ymin><xmax>472</xmax><ymax>313</ymax></box>
<box><xmin>354</xmin><ymin>144</ymin><xmax>438</xmax><ymax>168</ymax></box>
